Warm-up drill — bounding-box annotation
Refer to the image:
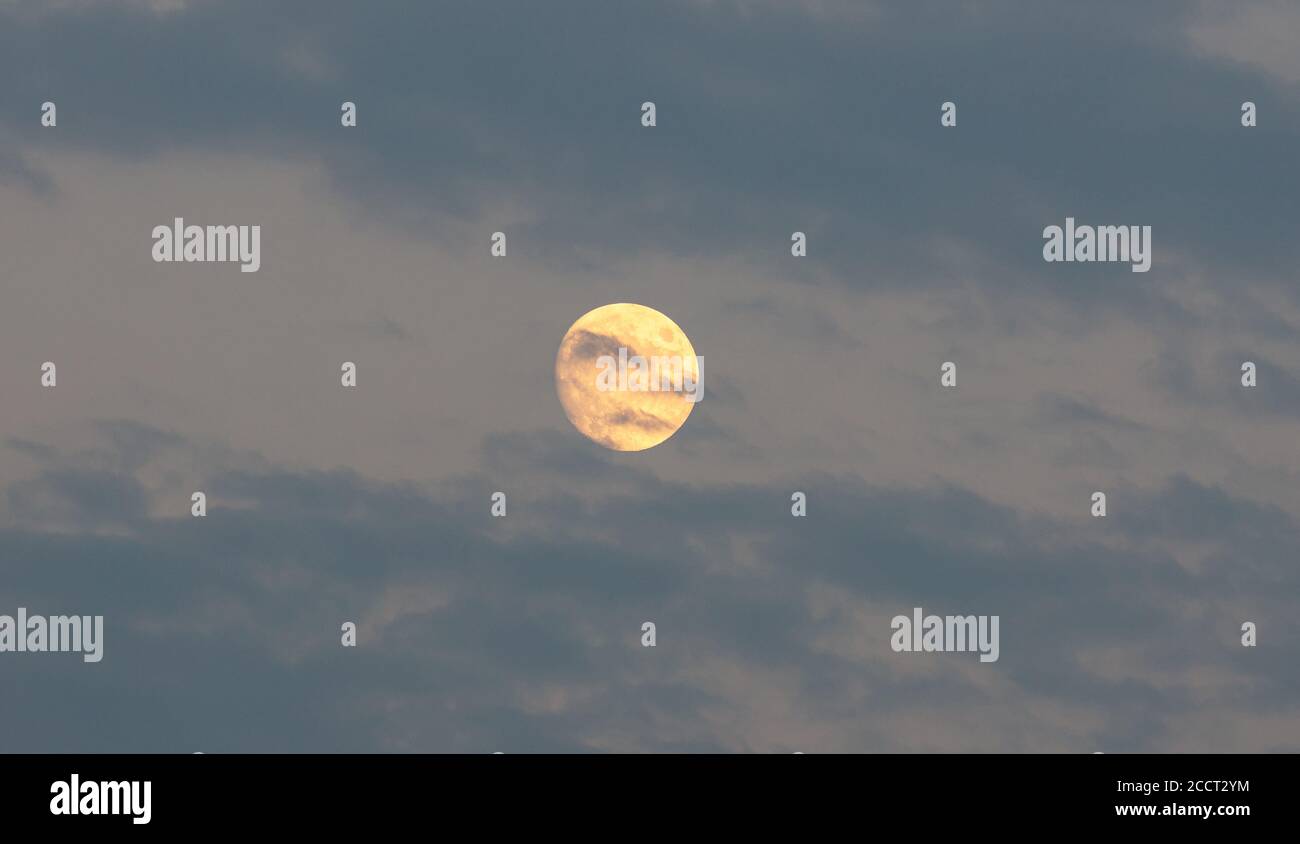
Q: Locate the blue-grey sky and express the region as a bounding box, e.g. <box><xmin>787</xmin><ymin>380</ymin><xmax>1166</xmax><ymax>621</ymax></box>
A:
<box><xmin>1</xmin><ymin>0</ymin><xmax>1298</xmax><ymax>751</ymax></box>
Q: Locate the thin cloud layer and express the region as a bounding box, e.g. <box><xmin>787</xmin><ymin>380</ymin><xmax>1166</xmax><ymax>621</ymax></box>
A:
<box><xmin>0</xmin><ymin>424</ymin><xmax>1296</xmax><ymax>751</ymax></box>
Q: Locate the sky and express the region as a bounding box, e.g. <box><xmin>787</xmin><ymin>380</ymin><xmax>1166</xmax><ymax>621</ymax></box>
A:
<box><xmin>1</xmin><ymin>0</ymin><xmax>1298</xmax><ymax>752</ymax></box>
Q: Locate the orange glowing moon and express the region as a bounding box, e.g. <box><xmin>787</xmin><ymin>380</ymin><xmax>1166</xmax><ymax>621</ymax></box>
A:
<box><xmin>555</xmin><ymin>303</ymin><xmax>701</xmax><ymax>451</ymax></box>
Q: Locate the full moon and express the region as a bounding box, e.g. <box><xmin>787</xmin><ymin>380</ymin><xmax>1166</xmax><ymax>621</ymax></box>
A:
<box><xmin>555</xmin><ymin>303</ymin><xmax>700</xmax><ymax>451</ymax></box>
